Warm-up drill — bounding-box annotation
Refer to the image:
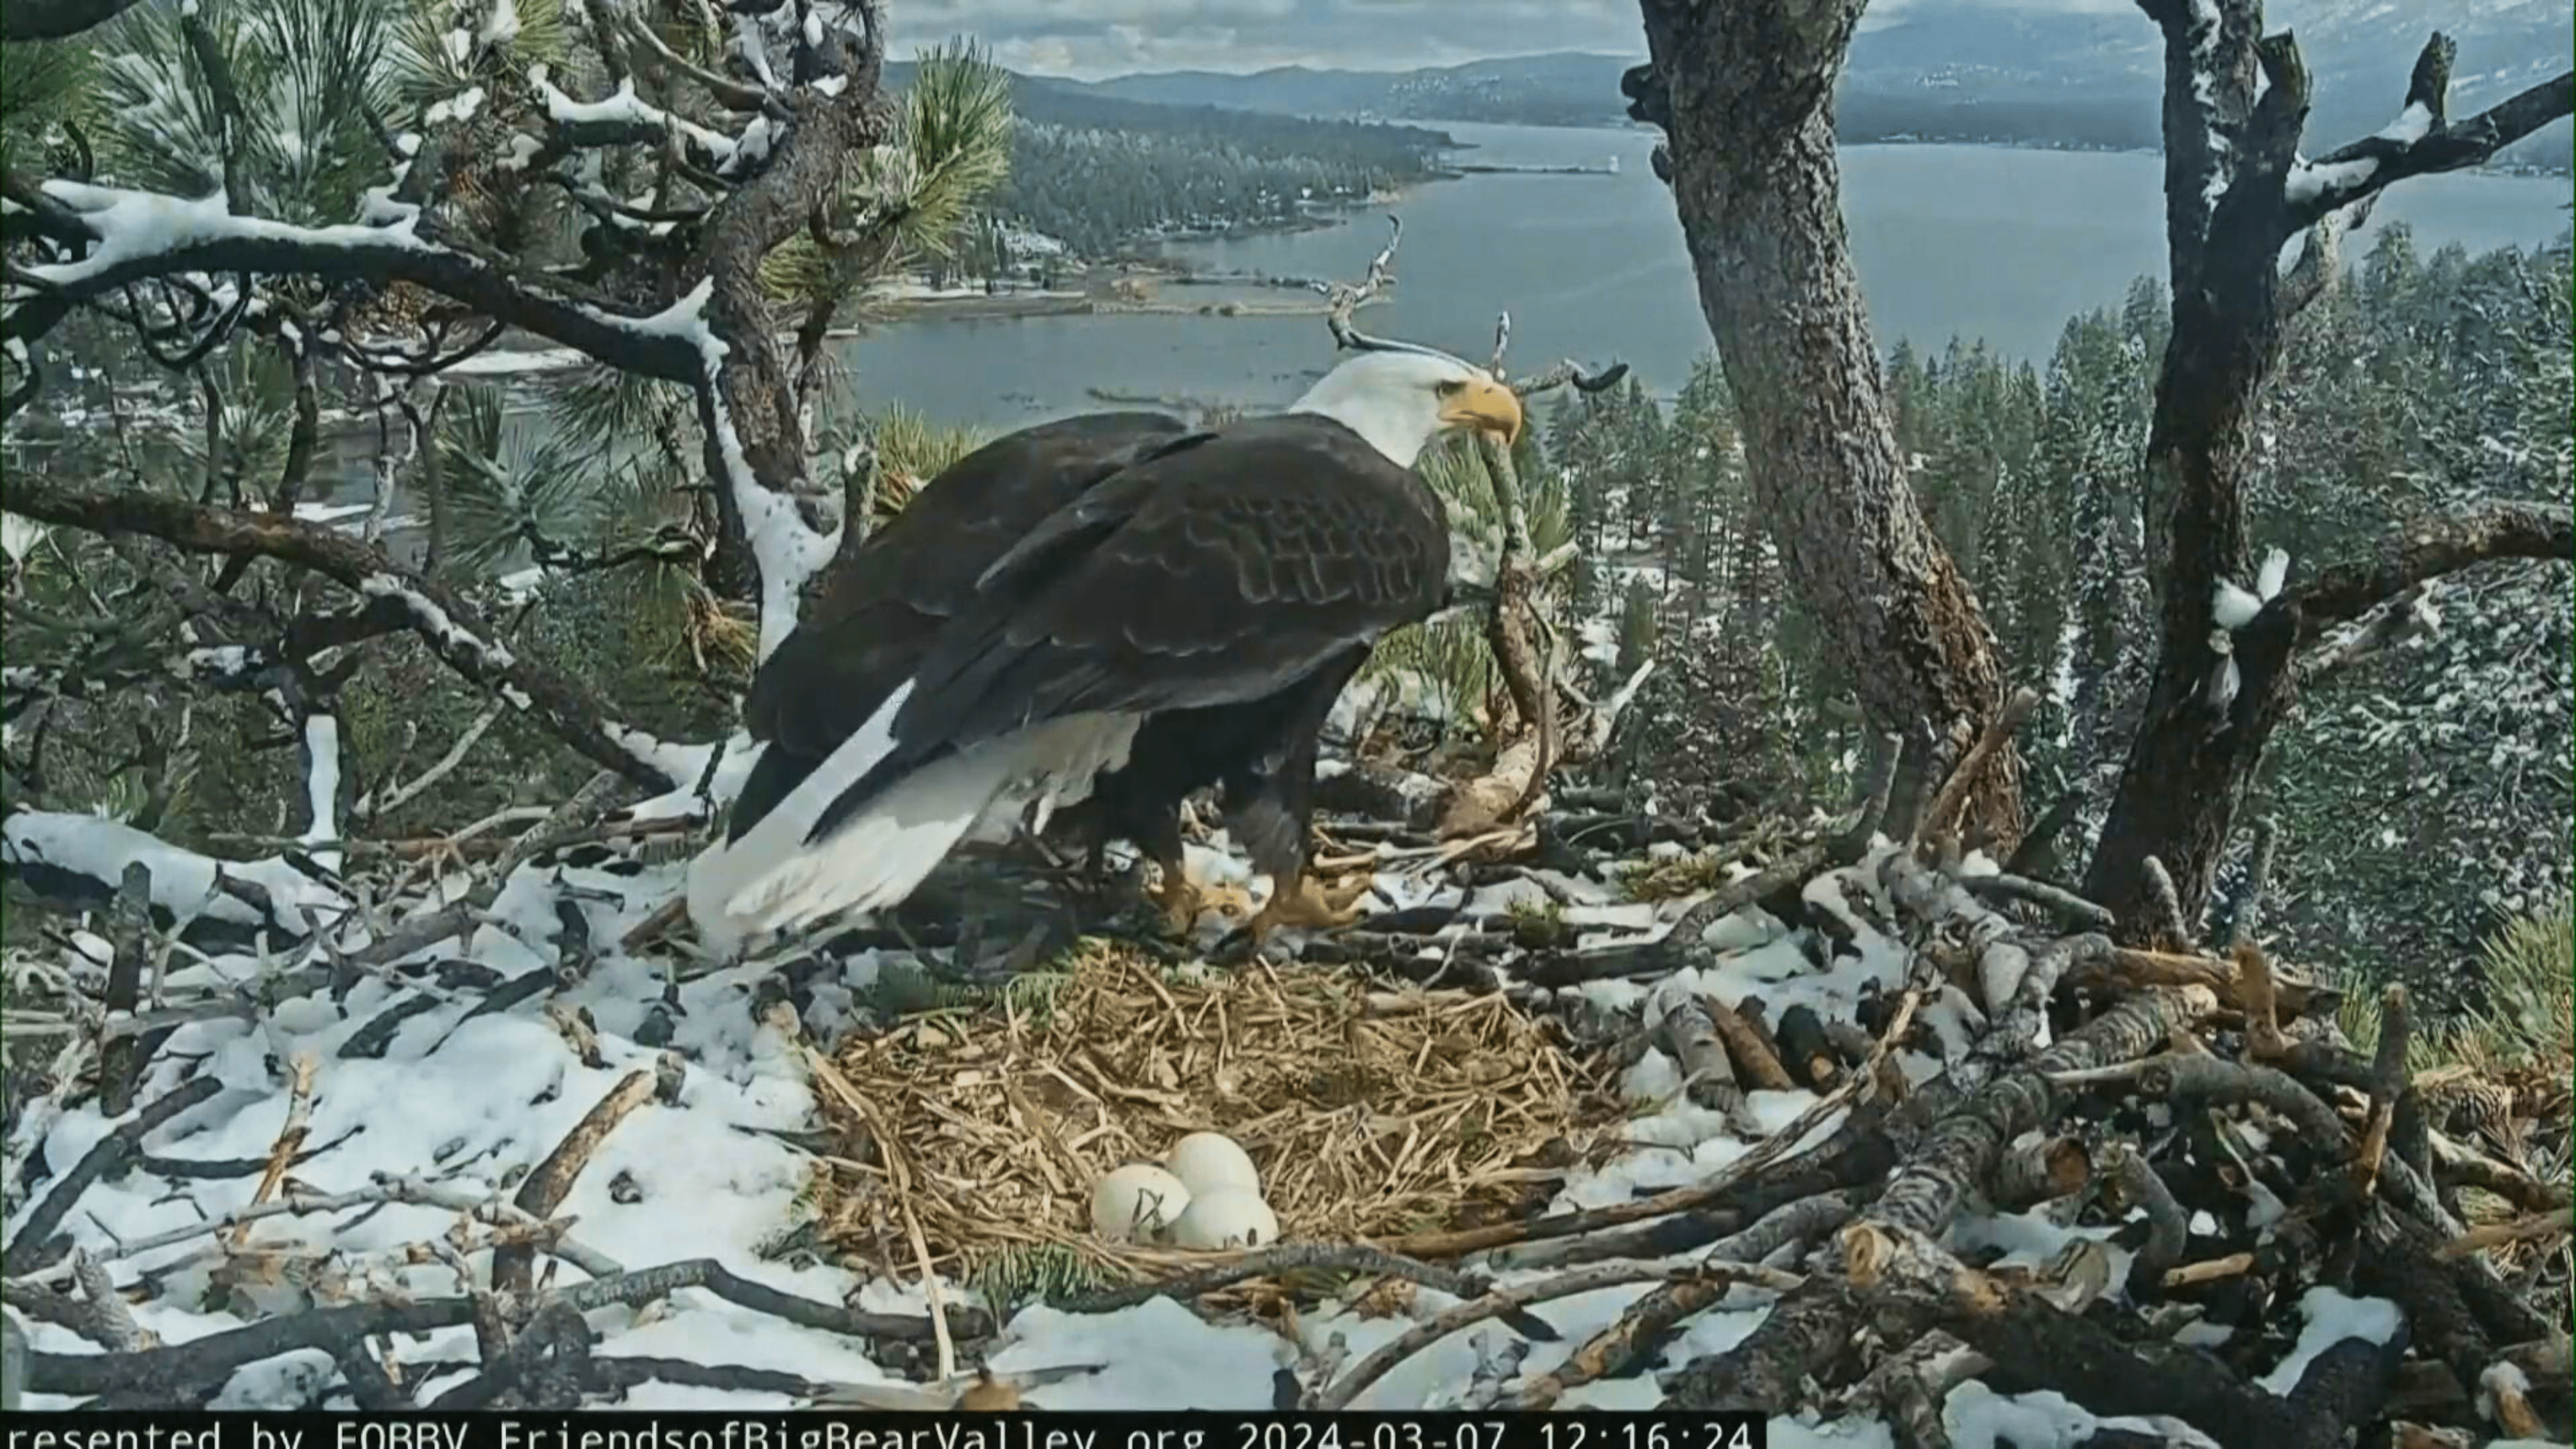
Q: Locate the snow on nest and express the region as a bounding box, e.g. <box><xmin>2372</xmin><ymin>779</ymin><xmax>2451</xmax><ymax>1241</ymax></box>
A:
<box><xmin>2</xmin><ymin>831</ymin><xmax>2394</xmax><ymax>1436</ymax></box>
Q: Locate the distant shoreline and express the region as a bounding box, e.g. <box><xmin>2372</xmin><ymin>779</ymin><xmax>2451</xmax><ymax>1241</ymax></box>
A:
<box><xmin>433</xmin><ymin>135</ymin><xmax>2566</xmax><ymax>374</ymax></box>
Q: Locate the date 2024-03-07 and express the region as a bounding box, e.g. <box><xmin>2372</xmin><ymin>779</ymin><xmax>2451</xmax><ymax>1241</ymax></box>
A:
<box><xmin>4</xmin><ymin>1416</ymin><xmax>1768</xmax><ymax>1449</ymax></box>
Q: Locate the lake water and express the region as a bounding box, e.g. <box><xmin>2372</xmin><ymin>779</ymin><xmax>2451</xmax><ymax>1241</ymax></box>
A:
<box><xmin>835</xmin><ymin>121</ymin><xmax>2574</xmax><ymax>428</ymax></box>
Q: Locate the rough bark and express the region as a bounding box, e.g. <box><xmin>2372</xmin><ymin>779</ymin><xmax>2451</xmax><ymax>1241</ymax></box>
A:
<box><xmin>1627</xmin><ymin>0</ymin><xmax>2024</xmax><ymax>850</ymax></box>
<box><xmin>2084</xmin><ymin>13</ymin><xmax>2575</xmax><ymax>936</ymax></box>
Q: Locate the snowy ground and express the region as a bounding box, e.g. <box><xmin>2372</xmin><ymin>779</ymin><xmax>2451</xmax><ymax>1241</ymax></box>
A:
<box><xmin>2</xmin><ymin>821</ymin><xmax>2406</xmax><ymax>1438</ymax></box>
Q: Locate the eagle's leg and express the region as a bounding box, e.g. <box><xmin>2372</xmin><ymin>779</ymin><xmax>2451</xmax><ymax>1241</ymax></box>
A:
<box><xmin>1241</xmin><ymin>866</ymin><xmax>1372</xmax><ymax>945</ymax></box>
<box><xmin>1139</xmin><ymin>812</ymin><xmax>1202</xmax><ymax>936</ymax></box>
<box><xmin>1146</xmin><ymin>855</ymin><xmax>1203</xmax><ymax>937</ymax></box>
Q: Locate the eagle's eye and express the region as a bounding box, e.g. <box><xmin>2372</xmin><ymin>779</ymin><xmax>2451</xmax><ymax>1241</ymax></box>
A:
<box><xmin>1435</xmin><ymin>379</ymin><xmax>1465</xmax><ymax>397</ymax></box>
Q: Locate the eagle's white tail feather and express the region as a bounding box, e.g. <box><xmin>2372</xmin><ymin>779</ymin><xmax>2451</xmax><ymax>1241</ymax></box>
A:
<box><xmin>702</xmin><ymin>710</ymin><xmax>1142</xmax><ymax>947</ymax></box>
<box><xmin>685</xmin><ymin>680</ymin><xmax>915</xmax><ymax>954</ymax></box>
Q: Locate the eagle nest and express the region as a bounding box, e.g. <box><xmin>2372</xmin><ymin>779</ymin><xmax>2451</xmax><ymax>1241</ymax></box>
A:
<box><xmin>806</xmin><ymin>940</ymin><xmax>1622</xmax><ymax>1298</ymax></box>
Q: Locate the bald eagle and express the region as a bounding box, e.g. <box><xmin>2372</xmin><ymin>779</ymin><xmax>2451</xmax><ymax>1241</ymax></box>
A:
<box><xmin>687</xmin><ymin>346</ymin><xmax>1524</xmax><ymax>954</ymax></box>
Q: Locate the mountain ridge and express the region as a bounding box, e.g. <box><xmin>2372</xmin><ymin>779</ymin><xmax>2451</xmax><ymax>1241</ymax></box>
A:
<box><xmin>1029</xmin><ymin>6</ymin><xmax>2568</xmax><ymax>167</ymax></box>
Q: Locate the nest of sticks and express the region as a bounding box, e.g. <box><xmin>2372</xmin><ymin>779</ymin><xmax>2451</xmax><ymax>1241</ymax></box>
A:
<box><xmin>808</xmin><ymin>940</ymin><xmax>1620</xmax><ymax>1290</ymax></box>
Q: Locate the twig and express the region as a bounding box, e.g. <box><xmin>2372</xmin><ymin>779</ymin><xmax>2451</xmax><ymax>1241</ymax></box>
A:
<box><xmin>1056</xmin><ymin>1243</ymin><xmax>1510</xmax><ymax>1316</ymax></box>
<box><xmin>2107</xmin><ymin>1142</ymin><xmax>2188</xmax><ymax>1290</ymax></box>
<box><xmin>1960</xmin><ymin>873</ymin><xmax>2117</xmax><ymax>932</ymax></box>
<box><xmin>2352</xmin><ymin>985</ymin><xmax>2409</xmax><ymax>1198</ymax></box>
<box><xmin>363</xmin><ymin>704</ymin><xmax>503</xmax><ymax>822</ymax></box>
<box><xmin>540</xmin><ymin>1257</ymin><xmax>985</xmax><ymax>1341</ymax></box>
<box><xmin>900</xmin><ymin>1200</ymin><xmax>955</xmax><ymax>1383</ymax></box>
<box><xmin>1312</xmin><ymin>1261</ymin><xmax>1799</xmax><ymax>1412</ymax></box>
<box><xmin>232</xmin><ymin>1053</ymin><xmax>318</xmax><ymax>1247</ymax></box>
<box><xmin>1513</xmin><ymin>1265</ymin><xmax>1788</xmax><ymax>1409</ymax></box>
<box><xmin>67</xmin><ymin>1250</ymin><xmax>146</xmax><ymax>1351</ymax></box>
<box><xmin>9</xmin><ymin>1172</ymin><xmax>621</xmax><ymax>1287</ymax></box>
<box><xmin>1914</xmin><ymin>687</ymin><xmax>2037</xmax><ymax>847</ymax></box>
<box><xmin>2437</xmin><ymin>1209</ymin><xmax>2574</xmax><ymax>1261</ymax></box>
<box><xmin>97</xmin><ymin>862</ymin><xmax>154</xmax><ymax>1115</ymax></box>
<box><xmin>23</xmin><ymin>1296</ymin><xmax>478</xmax><ymax>1398</ymax></box>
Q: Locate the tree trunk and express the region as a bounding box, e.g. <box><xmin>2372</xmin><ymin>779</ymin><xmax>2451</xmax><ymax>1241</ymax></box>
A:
<box><xmin>2081</xmin><ymin>6</ymin><xmax>2573</xmax><ymax>938</ymax></box>
<box><xmin>1629</xmin><ymin>1</ymin><xmax>2023</xmax><ymax>849</ymax></box>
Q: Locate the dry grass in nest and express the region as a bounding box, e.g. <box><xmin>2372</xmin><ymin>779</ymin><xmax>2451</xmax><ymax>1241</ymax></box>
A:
<box><xmin>807</xmin><ymin>940</ymin><xmax>1618</xmax><ymax>1287</ymax></box>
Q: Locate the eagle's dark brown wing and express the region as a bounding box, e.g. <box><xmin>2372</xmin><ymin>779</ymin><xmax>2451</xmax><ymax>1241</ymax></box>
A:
<box><xmin>730</xmin><ymin>410</ymin><xmax>1198</xmax><ymax>842</ymax></box>
<box><xmin>815</xmin><ymin>413</ymin><xmax>1449</xmax><ymax>837</ymax></box>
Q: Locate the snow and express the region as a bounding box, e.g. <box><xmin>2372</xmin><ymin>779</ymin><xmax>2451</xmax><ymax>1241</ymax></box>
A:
<box><xmin>2184</xmin><ymin>0</ymin><xmax>2231</xmax><ymax>213</ymax></box>
<box><xmin>2375</xmin><ymin>100</ymin><xmax>2434</xmax><ymax>146</ymax></box>
<box><xmin>26</xmin><ymin>182</ymin><xmax>425</xmax><ymax>291</ymax></box>
<box><xmin>0</xmin><ymin>784</ymin><xmax>2403</xmax><ymax>1423</ymax></box>
<box><xmin>424</xmin><ymin>86</ymin><xmax>487</xmax><ymax>128</ymax></box>
<box><xmin>2286</xmin><ymin>155</ymin><xmax>2380</xmax><ymax>206</ymax></box>
<box><xmin>298</xmin><ymin>713</ymin><xmax>344</xmax><ymax>875</ymax></box>
<box><xmin>1946</xmin><ymin>1382</ymin><xmax>2221</xmax><ymax>1449</ymax></box>
<box><xmin>1</xmin><ymin>810</ymin><xmax>348</xmax><ymax>936</ymax></box>
<box><xmin>2255</xmin><ymin>1287</ymin><xmax>2403</xmax><ymax>1394</ymax></box>
<box><xmin>618</xmin><ymin>278</ymin><xmax>837</xmax><ymax>663</ymax></box>
<box><xmin>477</xmin><ymin>0</ymin><xmax>521</xmax><ymax>48</ymax></box>
<box><xmin>446</xmin><ymin>344</ymin><xmax>586</xmax><ymax>375</ymax></box>
<box><xmin>1</xmin><ymin>510</ymin><xmax>46</xmax><ymax>564</ymax></box>
<box><xmin>539</xmin><ymin>77</ymin><xmax>737</xmax><ymax>166</ymax></box>
<box><xmin>357</xmin><ymin>574</ymin><xmax>517</xmax><ymax>670</ymax></box>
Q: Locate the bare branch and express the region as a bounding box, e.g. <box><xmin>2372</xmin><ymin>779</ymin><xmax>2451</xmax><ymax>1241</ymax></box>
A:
<box><xmin>0</xmin><ymin>475</ymin><xmax>690</xmax><ymax>790</ymax></box>
<box><xmin>2289</xmin><ymin>501</ymin><xmax>2573</xmax><ymax>642</ymax></box>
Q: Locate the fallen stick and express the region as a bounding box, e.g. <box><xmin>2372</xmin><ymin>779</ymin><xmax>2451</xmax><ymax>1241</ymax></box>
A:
<box><xmin>541</xmin><ymin>1257</ymin><xmax>988</xmax><ymax>1341</ymax></box>
<box><xmin>24</xmin><ymin>1298</ymin><xmax>480</xmax><ymax>1398</ymax></box>
<box><xmin>2351</xmin><ymin>985</ymin><xmax>2410</xmax><ymax>1198</ymax></box>
<box><xmin>1511</xmin><ymin>1268</ymin><xmax>1758</xmax><ymax>1409</ymax></box>
<box><xmin>1913</xmin><ymin>687</ymin><xmax>2037</xmax><ymax>847</ymax></box>
<box><xmin>1959</xmin><ymin>872</ymin><xmax>2116</xmax><ymax>931</ymax></box>
<box><xmin>232</xmin><ymin>1054</ymin><xmax>319</xmax><ymax>1249</ymax></box>
<box><xmin>1311</xmin><ymin>1260</ymin><xmax>1801</xmax><ymax>1412</ymax></box>
<box><xmin>1054</xmin><ymin>1243</ymin><xmax>1527</xmax><ymax>1320</ymax></box>
<box><xmin>8</xmin><ymin>1172</ymin><xmax>622</xmax><ymax>1288</ymax></box>
<box><xmin>3</xmin><ymin>1075</ymin><xmax>222</xmax><ymax>1275</ymax></box>
<box><xmin>2437</xmin><ymin>1208</ymin><xmax>2573</xmax><ymax>1260</ymax></box>
<box><xmin>493</xmin><ymin>1065</ymin><xmax>665</xmax><ymax>1298</ymax></box>
<box><xmin>1666</xmin><ymin>987</ymin><xmax>2215</xmax><ymax>1414</ymax></box>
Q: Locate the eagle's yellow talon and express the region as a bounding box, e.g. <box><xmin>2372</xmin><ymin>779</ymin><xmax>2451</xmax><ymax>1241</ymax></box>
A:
<box><xmin>1245</xmin><ymin>873</ymin><xmax>1370</xmax><ymax>942</ymax></box>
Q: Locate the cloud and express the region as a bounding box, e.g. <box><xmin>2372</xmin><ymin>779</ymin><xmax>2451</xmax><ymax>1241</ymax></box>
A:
<box><xmin>888</xmin><ymin>0</ymin><xmax>1644</xmax><ymax>79</ymax></box>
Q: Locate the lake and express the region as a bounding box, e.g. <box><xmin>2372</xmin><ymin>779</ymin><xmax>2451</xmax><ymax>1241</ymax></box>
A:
<box><xmin>835</xmin><ymin>122</ymin><xmax>2575</xmax><ymax>429</ymax></box>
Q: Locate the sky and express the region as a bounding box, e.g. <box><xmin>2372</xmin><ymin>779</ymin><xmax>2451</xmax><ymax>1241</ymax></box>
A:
<box><xmin>884</xmin><ymin>0</ymin><xmax>2132</xmax><ymax>81</ymax></box>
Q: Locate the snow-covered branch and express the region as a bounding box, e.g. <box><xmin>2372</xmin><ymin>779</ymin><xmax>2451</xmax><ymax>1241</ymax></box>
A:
<box><xmin>676</xmin><ymin>13</ymin><xmax>896</xmax><ymax>660</ymax></box>
<box><xmin>0</xmin><ymin>473</ymin><xmax>692</xmax><ymax>791</ymax></box>
<box><xmin>533</xmin><ymin>74</ymin><xmax>744</xmax><ymax>176</ymax></box>
<box><xmin>2</xmin><ymin>183</ymin><xmax>703</xmax><ymax>383</ymax></box>
<box><xmin>2282</xmin><ymin>40</ymin><xmax>2573</xmax><ymax>233</ymax></box>
<box><xmin>2287</xmin><ymin>500</ymin><xmax>2573</xmax><ymax>643</ymax></box>
<box><xmin>3</xmin><ymin>810</ymin><xmax>346</xmax><ymax>943</ymax></box>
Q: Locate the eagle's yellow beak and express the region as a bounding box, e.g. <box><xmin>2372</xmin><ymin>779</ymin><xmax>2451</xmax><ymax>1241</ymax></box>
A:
<box><xmin>1440</xmin><ymin>375</ymin><xmax>1524</xmax><ymax>447</ymax></box>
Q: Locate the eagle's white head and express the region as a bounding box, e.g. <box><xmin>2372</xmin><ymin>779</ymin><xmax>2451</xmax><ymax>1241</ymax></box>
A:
<box><xmin>1289</xmin><ymin>348</ymin><xmax>1524</xmax><ymax>469</ymax></box>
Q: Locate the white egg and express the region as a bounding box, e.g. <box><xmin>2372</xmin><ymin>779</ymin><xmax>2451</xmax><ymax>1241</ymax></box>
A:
<box><xmin>1168</xmin><ymin>1188</ymin><xmax>1280</xmax><ymax>1251</ymax></box>
<box><xmin>1090</xmin><ymin>1164</ymin><xmax>1192</xmax><ymax>1244</ymax></box>
<box><xmin>1164</xmin><ymin>1132</ymin><xmax>1261</xmax><ymax>1196</ymax></box>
